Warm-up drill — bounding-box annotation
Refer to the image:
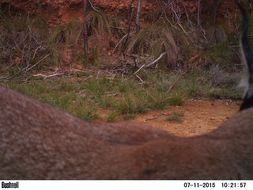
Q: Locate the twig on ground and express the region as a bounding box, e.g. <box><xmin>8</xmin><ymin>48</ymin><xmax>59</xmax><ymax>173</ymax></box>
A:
<box><xmin>25</xmin><ymin>54</ymin><xmax>50</xmax><ymax>73</ymax></box>
<box><xmin>146</xmin><ymin>52</ymin><xmax>167</xmax><ymax>67</ymax></box>
<box><xmin>134</xmin><ymin>64</ymin><xmax>146</xmax><ymax>75</ymax></box>
<box><xmin>32</xmin><ymin>72</ymin><xmax>64</xmax><ymax>79</ymax></box>
<box><xmin>135</xmin><ymin>74</ymin><xmax>144</xmax><ymax>83</ymax></box>
<box><xmin>134</xmin><ymin>52</ymin><xmax>166</xmax><ymax>75</ymax></box>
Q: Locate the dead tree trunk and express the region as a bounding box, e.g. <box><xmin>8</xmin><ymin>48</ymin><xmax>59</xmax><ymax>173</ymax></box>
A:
<box><xmin>197</xmin><ymin>0</ymin><xmax>202</xmax><ymax>27</ymax></box>
<box><xmin>83</xmin><ymin>0</ymin><xmax>89</xmax><ymax>57</ymax></box>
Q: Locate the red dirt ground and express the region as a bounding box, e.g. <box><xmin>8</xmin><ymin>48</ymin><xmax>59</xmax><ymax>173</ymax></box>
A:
<box><xmin>130</xmin><ymin>99</ymin><xmax>240</xmax><ymax>137</ymax></box>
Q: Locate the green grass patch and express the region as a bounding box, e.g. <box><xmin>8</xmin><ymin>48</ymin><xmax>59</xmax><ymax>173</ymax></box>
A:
<box><xmin>1</xmin><ymin>69</ymin><xmax>241</xmax><ymax>121</ymax></box>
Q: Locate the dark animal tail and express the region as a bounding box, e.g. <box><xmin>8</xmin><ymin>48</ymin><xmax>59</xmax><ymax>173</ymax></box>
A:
<box><xmin>236</xmin><ymin>0</ymin><xmax>253</xmax><ymax>110</ymax></box>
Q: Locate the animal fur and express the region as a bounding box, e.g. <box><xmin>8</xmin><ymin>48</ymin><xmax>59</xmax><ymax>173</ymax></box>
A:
<box><xmin>0</xmin><ymin>87</ymin><xmax>253</xmax><ymax>179</ymax></box>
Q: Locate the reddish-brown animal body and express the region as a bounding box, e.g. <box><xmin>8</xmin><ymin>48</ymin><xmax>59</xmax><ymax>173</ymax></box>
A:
<box><xmin>0</xmin><ymin>87</ymin><xmax>253</xmax><ymax>179</ymax></box>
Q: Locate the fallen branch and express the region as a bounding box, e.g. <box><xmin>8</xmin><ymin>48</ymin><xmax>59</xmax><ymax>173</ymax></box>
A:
<box><xmin>25</xmin><ymin>54</ymin><xmax>50</xmax><ymax>73</ymax></box>
<box><xmin>134</xmin><ymin>52</ymin><xmax>167</xmax><ymax>75</ymax></box>
<box><xmin>33</xmin><ymin>72</ymin><xmax>64</xmax><ymax>79</ymax></box>
<box><xmin>146</xmin><ymin>52</ymin><xmax>166</xmax><ymax>67</ymax></box>
<box><xmin>134</xmin><ymin>64</ymin><xmax>146</xmax><ymax>75</ymax></box>
<box><xmin>135</xmin><ymin>74</ymin><xmax>144</xmax><ymax>83</ymax></box>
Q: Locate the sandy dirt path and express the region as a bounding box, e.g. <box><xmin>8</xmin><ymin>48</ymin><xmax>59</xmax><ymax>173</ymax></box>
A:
<box><xmin>131</xmin><ymin>99</ymin><xmax>240</xmax><ymax>137</ymax></box>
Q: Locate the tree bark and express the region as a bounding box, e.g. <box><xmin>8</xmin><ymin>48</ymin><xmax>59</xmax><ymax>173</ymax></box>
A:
<box><xmin>83</xmin><ymin>0</ymin><xmax>89</xmax><ymax>57</ymax></box>
<box><xmin>136</xmin><ymin>0</ymin><xmax>142</xmax><ymax>32</ymax></box>
<box><xmin>197</xmin><ymin>0</ymin><xmax>202</xmax><ymax>27</ymax></box>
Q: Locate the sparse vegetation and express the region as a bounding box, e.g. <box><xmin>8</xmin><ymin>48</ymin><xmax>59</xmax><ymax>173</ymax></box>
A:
<box><xmin>166</xmin><ymin>111</ymin><xmax>185</xmax><ymax>123</ymax></box>
<box><xmin>1</xmin><ymin>69</ymin><xmax>242</xmax><ymax>121</ymax></box>
<box><xmin>0</xmin><ymin>0</ymin><xmax>247</xmax><ymax>122</ymax></box>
